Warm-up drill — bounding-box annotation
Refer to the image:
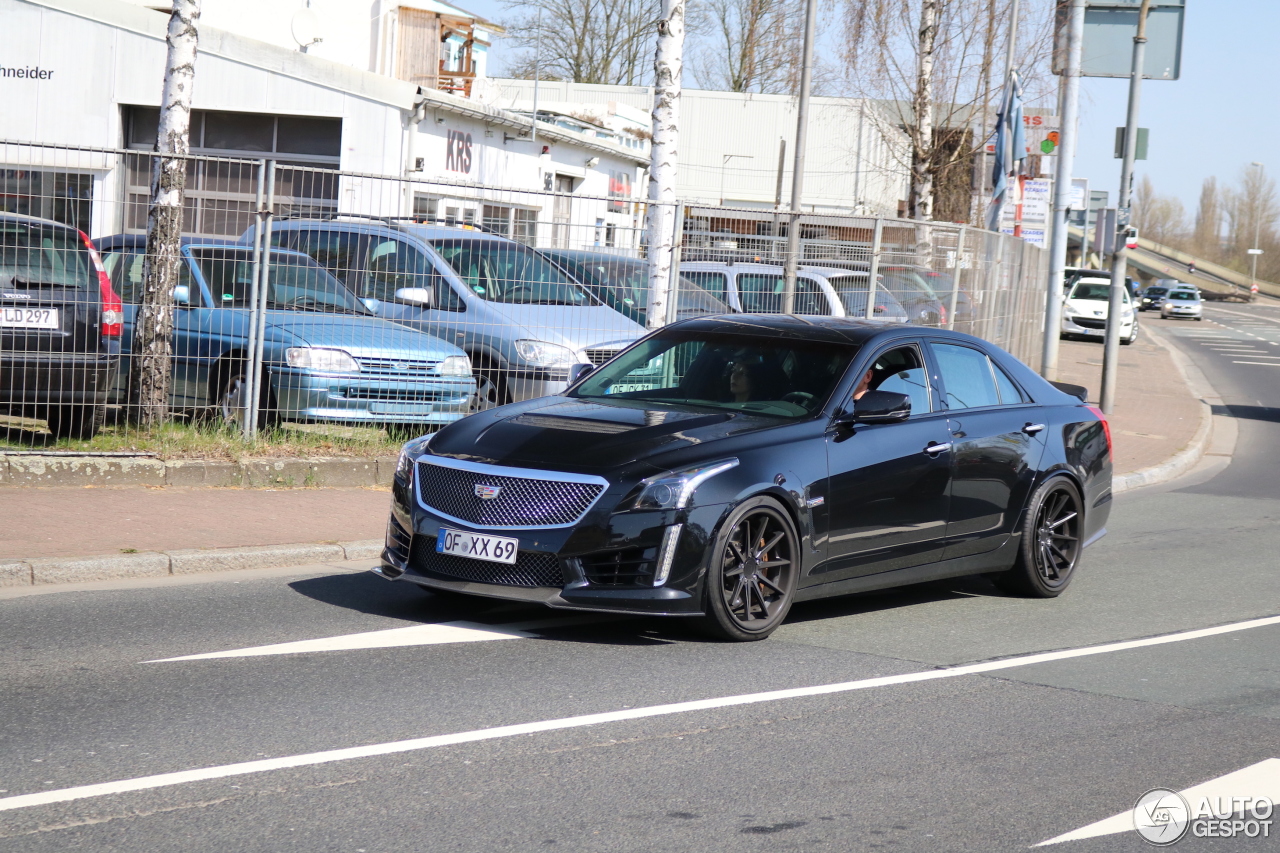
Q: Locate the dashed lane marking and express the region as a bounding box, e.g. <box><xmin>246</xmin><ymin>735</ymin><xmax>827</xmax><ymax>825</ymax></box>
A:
<box><xmin>2</xmin><ymin>614</ymin><xmax>1278</xmax><ymax>814</ymax></box>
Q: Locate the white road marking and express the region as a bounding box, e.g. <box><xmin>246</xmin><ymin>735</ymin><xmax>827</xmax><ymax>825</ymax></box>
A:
<box><xmin>146</xmin><ymin>622</ymin><xmax>536</xmax><ymax>662</ymax></box>
<box><xmin>2</xmin><ymin>614</ymin><xmax>1279</xmax><ymax>814</ymax></box>
<box><xmin>1036</xmin><ymin>758</ymin><xmax>1280</xmax><ymax>846</ymax></box>
<box><xmin>1232</xmin><ymin>361</ymin><xmax>1280</xmax><ymax>366</ymax></box>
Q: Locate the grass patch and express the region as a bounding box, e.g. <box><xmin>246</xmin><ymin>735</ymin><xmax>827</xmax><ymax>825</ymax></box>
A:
<box><xmin>0</xmin><ymin>414</ymin><xmax>406</xmax><ymax>460</ymax></box>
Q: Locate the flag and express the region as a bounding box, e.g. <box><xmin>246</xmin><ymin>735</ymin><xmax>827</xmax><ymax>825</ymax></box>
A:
<box><xmin>986</xmin><ymin>70</ymin><xmax>1026</xmax><ymax>231</ymax></box>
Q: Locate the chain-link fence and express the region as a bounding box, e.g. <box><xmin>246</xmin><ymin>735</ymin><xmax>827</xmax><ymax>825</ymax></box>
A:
<box><xmin>2</xmin><ymin>140</ymin><xmax>1045</xmax><ymax>454</ymax></box>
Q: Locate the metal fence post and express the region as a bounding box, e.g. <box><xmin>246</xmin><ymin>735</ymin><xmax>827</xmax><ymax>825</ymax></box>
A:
<box><xmin>866</xmin><ymin>219</ymin><xmax>884</xmax><ymax>319</ymax></box>
<box><xmin>665</xmin><ymin>203</ymin><xmax>685</xmax><ymax>326</ymax></box>
<box><xmin>246</xmin><ymin>160</ymin><xmax>275</xmax><ymax>438</ymax></box>
<box><xmin>242</xmin><ymin>160</ymin><xmax>268</xmax><ymax>440</ymax></box>
<box><xmin>947</xmin><ymin>226</ymin><xmax>964</xmax><ymax>330</ymax></box>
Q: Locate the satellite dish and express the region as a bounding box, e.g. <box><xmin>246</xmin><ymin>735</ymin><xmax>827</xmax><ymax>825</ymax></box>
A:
<box><xmin>291</xmin><ymin>8</ymin><xmax>323</xmax><ymax>48</ymax></box>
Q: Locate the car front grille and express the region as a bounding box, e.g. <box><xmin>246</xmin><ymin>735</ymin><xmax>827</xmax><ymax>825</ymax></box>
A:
<box><xmin>355</xmin><ymin>357</ymin><xmax>445</xmax><ymax>377</ymax></box>
<box><xmin>1071</xmin><ymin>317</ymin><xmax>1107</xmax><ymax>329</ymax></box>
<box><xmin>416</xmin><ymin>459</ymin><xmax>606</xmax><ymax>528</ymax></box>
<box><xmin>341</xmin><ymin>387</ymin><xmax>451</xmax><ymax>402</ymax></box>
<box><xmin>409</xmin><ymin>536</ymin><xmax>564</xmax><ymax>588</ymax></box>
<box><xmin>578</xmin><ymin>547</ymin><xmax>656</xmax><ymax>587</ymax></box>
<box><xmin>585</xmin><ymin>347</ymin><xmax>622</xmax><ymax>366</ymax></box>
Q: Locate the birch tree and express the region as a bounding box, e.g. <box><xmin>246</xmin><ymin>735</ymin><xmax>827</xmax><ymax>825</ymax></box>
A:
<box><xmin>644</xmin><ymin>0</ymin><xmax>684</xmax><ymax>330</ymax></box>
<box><xmin>133</xmin><ymin>0</ymin><xmax>200</xmax><ymax>427</ymax></box>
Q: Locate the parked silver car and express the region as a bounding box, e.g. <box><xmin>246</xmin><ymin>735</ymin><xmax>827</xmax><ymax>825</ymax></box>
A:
<box><xmin>679</xmin><ymin>261</ymin><xmax>910</xmax><ymax>321</ymax></box>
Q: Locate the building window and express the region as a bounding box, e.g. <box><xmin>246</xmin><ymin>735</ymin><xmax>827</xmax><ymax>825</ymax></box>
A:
<box><xmin>483</xmin><ymin>204</ymin><xmax>539</xmax><ymax>245</ymax></box>
<box><xmin>0</xmin><ymin>169</ymin><xmax>92</xmax><ymax>231</ymax></box>
<box><xmin>608</xmin><ymin>169</ymin><xmax>632</xmax><ymax>213</ymax></box>
<box><xmin>414</xmin><ymin>194</ymin><xmax>440</xmax><ymax>222</ymax></box>
<box><xmin>122</xmin><ymin>106</ymin><xmax>341</xmax><ymax>238</ymax></box>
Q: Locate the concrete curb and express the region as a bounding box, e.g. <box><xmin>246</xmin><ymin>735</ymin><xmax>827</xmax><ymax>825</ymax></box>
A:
<box><xmin>0</xmin><ymin>455</ymin><xmax>398</xmax><ymax>489</ymax></box>
<box><xmin>0</xmin><ymin>539</ymin><xmax>382</xmax><ymax>588</ymax></box>
<box><xmin>1112</xmin><ymin>324</ymin><xmax>1235</xmax><ymax>493</ymax></box>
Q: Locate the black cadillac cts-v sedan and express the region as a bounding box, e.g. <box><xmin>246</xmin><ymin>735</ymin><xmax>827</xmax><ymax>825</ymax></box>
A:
<box><xmin>377</xmin><ymin>315</ymin><xmax>1112</xmax><ymax>641</ymax></box>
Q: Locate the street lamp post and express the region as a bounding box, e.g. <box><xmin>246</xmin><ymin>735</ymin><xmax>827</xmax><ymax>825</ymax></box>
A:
<box><xmin>1251</xmin><ymin>161</ymin><xmax>1264</xmax><ymax>300</ymax></box>
<box><xmin>720</xmin><ymin>154</ymin><xmax>753</xmax><ymax>206</ymax></box>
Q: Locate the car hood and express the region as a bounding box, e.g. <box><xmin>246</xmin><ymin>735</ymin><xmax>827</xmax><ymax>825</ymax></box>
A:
<box><xmin>265</xmin><ymin>311</ymin><xmax>464</xmax><ymax>358</ymax></box>
<box><xmin>481</xmin><ymin>303</ymin><xmax>646</xmax><ymax>352</ymax></box>
<box><xmin>1064</xmin><ymin>298</ymin><xmax>1122</xmax><ymax>318</ymax></box>
<box><xmin>426</xmin><ymin>397</ymin><xmax>793</xmax><ymax>476</ymax></box>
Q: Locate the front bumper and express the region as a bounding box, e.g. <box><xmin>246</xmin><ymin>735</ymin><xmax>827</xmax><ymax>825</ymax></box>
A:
<box><xmin>1061</xmin><ymin>316</ymin><xmax>1132</xmax><ymax>337</ymax></box>
<box><xmin>377</xmin><ymin>468</ymin><xmax>728</xmax><ymax>616</ymax></box>
<box><xmin>271</xmin><ymin>368</ymin><xmax>475</xmax><ymax>425</ymax></box>
<box><xmin>1162</xmin><ymin>306</ymin><xmax>1202</xmax><ymax>318</ymax></box>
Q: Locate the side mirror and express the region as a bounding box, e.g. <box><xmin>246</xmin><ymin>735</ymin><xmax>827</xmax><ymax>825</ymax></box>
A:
<box><xmin>850</xmin><ymin>390</ymin><xmax>911</xmax><ymax>424</ymax></box>
<box><xmin>172</xmin><ymin>284</ymin><xmax>191</xmax><ymax>306</ymax></box>
<box><xmin>362</xmin><ymin>297</ymin><xmax>381</xmax><ymax>313</ymax></box>
<box><xmin>394</xmin><ymin>287</ymin><xmax>434</xmax><ymax>308</ymax></box>
<box><xmin>567</xmin><ymin>363</ymin><xmax>594</xmax><ymax>385</ymax></box>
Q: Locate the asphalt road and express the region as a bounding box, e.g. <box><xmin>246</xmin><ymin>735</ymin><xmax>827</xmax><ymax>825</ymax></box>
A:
<box><xmin>1</xmin><ymin>308</ymin><xmax>1279</xmax><ymax>852</ymax></box>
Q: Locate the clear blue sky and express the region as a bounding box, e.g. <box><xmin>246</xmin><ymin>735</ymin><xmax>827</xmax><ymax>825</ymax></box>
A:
<box><xmin>468</xmin><ymin>0</ymin><xmax>1272</xmax><ymax>217</ymax></box>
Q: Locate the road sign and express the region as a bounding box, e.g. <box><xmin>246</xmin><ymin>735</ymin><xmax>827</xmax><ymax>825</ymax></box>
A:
<box><xmin>1069</xmin><ymin>178</ymin><xmax>1089</xmax><ymax>211</ymax></box>
<box><xmin>1247</xmin><ymin>248</ymin><xmax>1265</xmax><ymax>255</ymax></box>
<box><xmin>1055</xmin><ymin>1</ymin><xmax>1185</xmax><ymax>80</ymax></box>
<box><xmin>1252</xmin><ymin>283</ymin><xmax>1260</xmax><ymax>294</ymax></box>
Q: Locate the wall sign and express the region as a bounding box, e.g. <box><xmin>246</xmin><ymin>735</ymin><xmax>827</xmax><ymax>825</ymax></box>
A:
<box><xmin>1</xmin><ymin>65</ymin><xmax>55</xmax><ymax>80</ymax></box>
<box><xmin>445</xmin><ymin>129</ymin><xmax>472</xmax><ymax>174</ymax></box>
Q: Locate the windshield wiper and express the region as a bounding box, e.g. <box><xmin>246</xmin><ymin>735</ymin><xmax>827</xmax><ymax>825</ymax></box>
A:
<box><xmin>268</xmin><ymin>298</ymin><xmax>365</xmax><ymax>315</ymax></box>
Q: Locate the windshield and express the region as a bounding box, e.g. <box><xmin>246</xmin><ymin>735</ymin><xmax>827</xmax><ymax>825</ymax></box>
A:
<box><xmin>829</xmin><ymin>274</ymin><xmax>881</xmax><ymax>315</ymax></box>
<box><xmin>1145</xmin><ymin>287</ymin><xmax>1168</xmax><ymax>296</ymax></box>
<box><xmin>548</xmin><ymin>254</ymin><xmax>729</xmax><ymax>323</ymax></box>
<box><xmin>191</xmin><ymin>249</ymin><xmax>370</xmax><ymax>314</ymax></box>
<box><xmin>1</xmin><ymin>220</ymin><xmax>91</xmax><ymax>289</ymax></box>
<box><xmin>882</xmin><ymin>269</ymin><xmax>938</xmax><ymax>301</ymax></box>
<box><xmin>570</xmin><ymin>331</ymin><xmax>858</xmax><ymax>419</ymax></box>
<box><xmin>1069</xmin><ymin>282</ymin><xmax>1121</xmax><ymax>301</ymax></box>
<box><xmin>431</xmin><ymin>239</ymin><xmax>595</xmax><ymax>305</ymax></box>
<box><xmin>1168</xmin><ymin>291</ymin><xmax>1198</xmax><ymax>301</ymax></box>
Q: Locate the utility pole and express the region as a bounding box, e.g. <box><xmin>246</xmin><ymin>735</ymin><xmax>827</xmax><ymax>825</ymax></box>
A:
<box><xmin>1042</xmin><ymin>0</ymin><xmax>1085</xmax><ymax>380</ymax></box>
<box><xmin>644</xmin><ymin>0</ymin><xmax>685</xmax><ymax>331</ymax></box>
<box><xmin>1250</xmin><ymin>161</ymin><xmax>1264</xmax><ymax>300</ymax></box>
<box><xmin>1101</xmin><ymin>0</ymin><xmax>1151</xmax><ymax>415</ymax></box>
<box><xmin>134</xmin><ymin>0</ymin><xmax>201</xmax><ymax>428</ymax></box>
<box><xmin>781</xmin><ymin>0</ymin><xmax>816</xmax><ymax>314</ymax></box>
<box><xmin>1004</xmin><ymin>0</ymin><xmax>1022</xmax><ymax>237</ymax></box>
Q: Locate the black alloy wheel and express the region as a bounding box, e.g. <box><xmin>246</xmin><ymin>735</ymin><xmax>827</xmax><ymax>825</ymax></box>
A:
<box><xmin>701</xmin><ymin>496</ymin><xmax>799</xmax><ymax>641</ymax></box>
<box><xmin>47</xmin><ymin>404</ymin><xmax>105</xmax><ymax>440</ymax></box>
<box><xmin>212</xmin><ymin>364</ymin><xmax>277</xmax><ymax>431</ymax></box>
<box><xmin>993</xmin><ymin>477</ymin><xmax>1083</xmax><ymax>598</ymax></box>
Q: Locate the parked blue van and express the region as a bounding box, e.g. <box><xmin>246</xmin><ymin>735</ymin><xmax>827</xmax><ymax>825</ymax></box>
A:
<box><xmin>95</xmin><ymin>236</ymin><xmax>475</xmax><ymax>432</ymax></box>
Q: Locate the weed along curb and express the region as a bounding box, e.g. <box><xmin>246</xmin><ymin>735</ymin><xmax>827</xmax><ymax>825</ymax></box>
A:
<box><xmin>0</xmin><ymin>540</ymin><xmax>384</xmax><ymax>588</ymax></box>
<box><xmin>0</xmin><ymin>455</ymin><xmax>400</xmax><ymax>488</ymax></box>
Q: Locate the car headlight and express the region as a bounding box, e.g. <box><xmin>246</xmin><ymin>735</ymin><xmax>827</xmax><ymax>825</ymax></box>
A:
<box><xmin>632</xmin><ymin>459</ymin><xmax>739</xmax><ymax>511</ymax></box>
<box><xmin>438</xmin><ymin>355</ymin><xmax>472</xmax><ymax>377</ymax></box>
<box><xmin>395</xmin><ymin>448</ymin><xmax>414</xmax><ymax>481</ymax></box>
<box><xmin>514</xmin><ymin>339</ymin><xmax>576</xmax><ymax>367</ymax></box>
<box><xmin>285</xmin><ymin>347</ymin><xmax>360</xmax><ymax>373</ymax></box>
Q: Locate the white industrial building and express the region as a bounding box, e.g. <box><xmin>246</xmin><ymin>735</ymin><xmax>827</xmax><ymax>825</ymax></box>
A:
<box><xmin>482</xmin><ymin>79</ymin><xmax>912</xmax><ymax>218</ymax></box>
<box><xmin>0</xmin><ymin>0</ymin><xmax>648</xmax><ymax>247</ymax></box>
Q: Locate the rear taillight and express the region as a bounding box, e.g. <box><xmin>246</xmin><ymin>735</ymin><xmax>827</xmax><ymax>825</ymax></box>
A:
<box><xmin>80</xmin><ymin>231</ymin><xmax>122</xmax><ymax>337</ymax></box>
<box><xmin>1085</xmin><ymin>404</ymin><xmax>1112</xmax><ymax>457</ymax></box>
<box><xmin>939</xmin><ymin>304</ymin><xmax>948</xmax><ymax>327</ymax></box>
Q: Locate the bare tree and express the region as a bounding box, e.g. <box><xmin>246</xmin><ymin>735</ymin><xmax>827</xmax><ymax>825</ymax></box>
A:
<box><xmin>1224</xmin><ymin>164</ymin><xmax>1278</xmax><ymax>276</ymax></box>
<box><xmin>841</xmin><ymin>0</ymin><xmax>1055</xmax><ymax>223</ymax></box>
<box><xmin>1191</xmin><ymin>176</ymin><xmax>1222</xmax><ymax>261</ymax></box>
<box><xmin>691</xmin><ymin>0</ymin><xmax>804</xmax><ymax>94</ymax></box>
<box><xmin>1133</xmin><ymin>174</ymin><xmax>1186</xmax><ymax>246</ymax></box>
<box><xmin>133</xmin><ymin>0</ymin><xmax>200</xmax><ymax>428</ymax></box>
<box><xmin>500</xmin><ymin>0</ymin><xmax>661</xmax><ymax>85</ymax></box>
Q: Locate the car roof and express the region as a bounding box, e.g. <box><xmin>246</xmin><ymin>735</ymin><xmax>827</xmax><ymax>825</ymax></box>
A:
<box><xmin>0</xmin><ymin>211</ymin><xmax>82</xmax><ymax>232</ymax></box>
<box><xmin>268</xmin><ymin>218</ymin><xmax>517</xmax><ymax>245</ymax></box>
<box><xmin>540</xmin><ymin>248</ymin><xmax>639</xmax><ymax>262</ymax></box>
<box><xmin>668</xmin><ymin>313</ymin><xmax>978</xmax><ymax>347</ymax></box>
<box><xmin>93</xmin><ymin>234</ymin><xmax>314</xmax><ymax>260</ymax></box>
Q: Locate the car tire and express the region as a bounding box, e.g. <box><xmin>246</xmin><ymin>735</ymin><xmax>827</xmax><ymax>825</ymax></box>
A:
<box><xmin>47</xmin><ymin>404</ymin><xmax>105</xmax><ymax>441</ymax></box>
<box><xmin>1122</xmin><ymin>322</ymin><xmax>1138</xmax><ymax>345</ymax></box>
<box><xmin>698</xmin><ymin>496</ymin><xmax>799</xmax><ymax>642</ymax></box>
<box><xmin>991</xmin><ymin>477</ymin><xmax>1083</xmax><ymax>598</ymax></box>
<box><xmin>469</xmin><ymin>358</ymin><xmax>510</xmax><ymax>413</ymax></box>
<box><xmin>212</xmin><ymin>364</ymin><xmax>277</xmax><ymax>431</ymax></box>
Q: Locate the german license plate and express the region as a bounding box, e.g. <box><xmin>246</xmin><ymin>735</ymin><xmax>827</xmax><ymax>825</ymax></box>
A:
<box><xmin>1</xmin><ymin>307</ymin><xmax>59</xmax><ymax>329</ymax></box>
<box><xmin>437</xmin><ymin>527</ymin><xmax>518</xmax><ymax>564</ymax></box>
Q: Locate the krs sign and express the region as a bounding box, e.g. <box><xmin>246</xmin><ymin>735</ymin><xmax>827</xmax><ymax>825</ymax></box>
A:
<box><xmin>445</xmin><ymin>130</ymin><xmax>473</xmax><ymax>174</ymax></box>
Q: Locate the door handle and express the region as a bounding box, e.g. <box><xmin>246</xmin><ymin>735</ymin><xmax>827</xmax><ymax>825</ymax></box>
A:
<box><xmin>1022</xmin><ymin>423</ymin><xmax>1046</xmax><ymax>435</ymax></box>
<box><xmin>924</xmin><ymin>441</ymin><xmax>951</xmax><ymax>456</ymax></box>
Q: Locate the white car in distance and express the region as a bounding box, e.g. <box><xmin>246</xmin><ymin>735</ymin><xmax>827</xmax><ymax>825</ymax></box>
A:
<box><xmin>1060</xmin><ymin>275</ymin><xmax>1138</xmax><ymax>345</ymax></box>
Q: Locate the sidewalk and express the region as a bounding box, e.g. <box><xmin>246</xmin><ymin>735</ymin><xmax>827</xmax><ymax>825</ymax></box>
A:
<box><xmin>0</xmin><ymin>325</ymin><xmax>1214</xmax><ymax>586</ymax></box>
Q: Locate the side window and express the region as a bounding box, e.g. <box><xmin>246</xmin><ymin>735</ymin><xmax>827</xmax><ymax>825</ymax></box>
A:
<box><xmin>106</xmin><ymin>250</ymin><xmax>194</xmax><ymax>305</ymax></box>
<box><xmin>366</xmin><ymin>239</ymin><xmax>463</xmax><ymax>311</ymax></box>
<box><xmin>934</xmin><ymin>343</ymin><xmax>1000</xmax><ymax>410</ymax></box>
<box><xmin>286</xmin><ymin>229</ymin><xmax>362</xmax><ymax>288</ymax></box>
<box><xmin>992</xmin><ymin>361</ymin><xmax>1029</xmax><ymax>404</ymax></box>
<box><xmin>738</xmin><ymin>274</ymin><xmax>783</xmax><ymax>313</ymax></box>
<box><xmin>795</xmin><ymin>278</ymin><xmax>831</xmax><ymax>316</ymax></box>
<box><xmin>855</xmin><ymin>345</ymin><xmax>931</xmax><ymax>415</ymax></box>
<box><xmin>682</xmin><ymin>271</ymin><xmax>727</xmax><ymax>303</ymax></box>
